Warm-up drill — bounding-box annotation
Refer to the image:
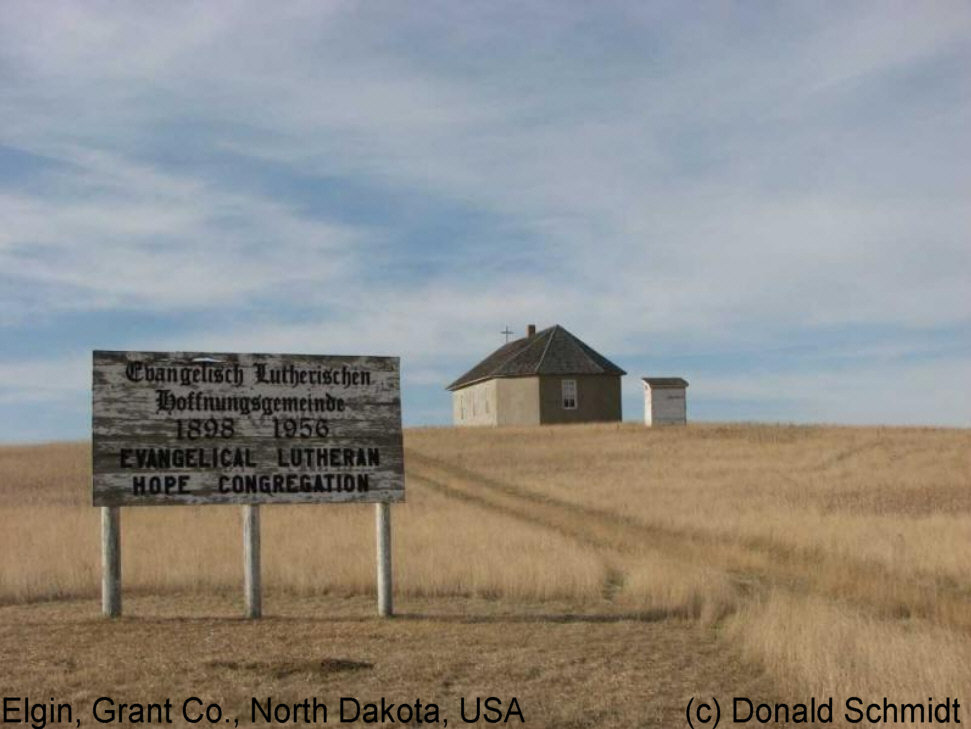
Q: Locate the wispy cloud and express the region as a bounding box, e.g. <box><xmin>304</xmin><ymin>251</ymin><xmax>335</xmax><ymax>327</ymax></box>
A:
<box><xmin>0</xmin><ymin>1</ymin><xmax>968</xmax><ymax>438</ymax></box>
<box><xmin>0</xmin><ymin>147</ymin><xmax>366</xmax><ymax>322</ymax></box>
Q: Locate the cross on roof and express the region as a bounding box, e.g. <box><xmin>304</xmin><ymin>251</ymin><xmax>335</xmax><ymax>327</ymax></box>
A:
<box><xmin>501</xmin><ymin>326</ymin><xmax>513</xmax><ymax>343</ymax></box>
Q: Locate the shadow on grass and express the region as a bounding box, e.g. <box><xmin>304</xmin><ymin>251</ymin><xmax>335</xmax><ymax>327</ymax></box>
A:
<box><xmin>392</xmin><ymin>608</ymin><xmax>687</xmax><ymax>624</ymax></box>
<box><xmin>2</xmin><ymin>607</ymin><xmax>689</xmax><ymax>626</ymax></box>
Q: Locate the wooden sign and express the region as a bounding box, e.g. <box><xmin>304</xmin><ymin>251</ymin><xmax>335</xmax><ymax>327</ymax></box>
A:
<box><xmin>93</xmin><ymin>351</ymin><xmax>404</xmax><ymax>506</ymax></box>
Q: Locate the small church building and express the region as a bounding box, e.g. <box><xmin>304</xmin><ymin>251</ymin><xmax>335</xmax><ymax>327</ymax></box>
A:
<box><xmin>642</xmin><ymin>377</ymin><xmax>689</xmax><ymax>426</ymax></box>
<box><xmin>447</xmin><ymin>324</ymin><xmax>626</xmax><ymax>427</ymax></box>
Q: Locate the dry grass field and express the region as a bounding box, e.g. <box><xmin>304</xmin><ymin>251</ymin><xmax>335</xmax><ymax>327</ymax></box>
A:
<box><xmin>1</xmin><ymin>423</ymin><xmax>969</xmax><ymax>727</ymax></box>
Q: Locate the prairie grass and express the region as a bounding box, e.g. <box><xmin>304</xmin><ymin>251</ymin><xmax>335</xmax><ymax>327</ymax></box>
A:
<box><xmin>407</xmin><ymin>423</ymin><xmax>971</xmax><ymax>610</ymax></box>
<box><xmin>431</xmin><ymin>423</ymin><xmax>970</xmax><ymax>554</ymax></box>
<box><xmin>0</xmin><ymin>442</ymin><xmax>608</xmax><ymax>603</ymax></box>
<box><xmin>614</xmin><ymin>554</ymin><xmax>737</xmax><ymax>624</ymax></box>
<box><xmin>725</xmin><ymin>590</ymin><xmax>971</xmax><ymax>702</ymax></box>
<box><xmin>1</xmin><ymin>423</ymin><xmax>969</xmax><ymax>726</ymax></box>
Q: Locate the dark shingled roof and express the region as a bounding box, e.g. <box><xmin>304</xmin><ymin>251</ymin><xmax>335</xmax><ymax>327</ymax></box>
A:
<box><xmin>642</xmin><ymin>377</ymin><xmax>689</xmax><ymax>388</ymax></box>
<box><xmin>447</xmin><ymin>325</ymin><xmax>626</xmax><ymax>391</ymax></box>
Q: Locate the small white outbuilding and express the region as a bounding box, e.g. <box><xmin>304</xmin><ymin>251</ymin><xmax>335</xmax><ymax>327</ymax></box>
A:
<box><xmin>642</xmin><ymin>377</ymin><xmax>689</xmax><ymax>426</ymax></box>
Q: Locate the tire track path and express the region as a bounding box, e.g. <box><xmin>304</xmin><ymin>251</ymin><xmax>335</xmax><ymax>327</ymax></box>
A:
<box><xmin>405</xmin><ymin>450</ymin><xmax>695</xmax><ymax>556</ymax></box>
<box><xmin>405</xmin><ymin>448</ymin><xmax>971</xmax><ymax>630</ymax></box>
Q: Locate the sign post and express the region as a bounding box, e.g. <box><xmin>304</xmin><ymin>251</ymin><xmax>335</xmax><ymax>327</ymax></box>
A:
<box><xmin>92</xmin><ymin>351</ymin><xmax>404</xmax><ymax>618</ymax></box>
<box><xmin>376</xmin><ymin>501</ymin><xmax>392</xmax><ymax>617</ymax></box>
<box><xmin>101</xmin><ymin>506</ymin><xmax>121</xmax><ymax>618</ymax></box>
<box><xmin>243</xmin><ymin>504</ymin><xmax>261</xmax><ymax>619</ymax></box>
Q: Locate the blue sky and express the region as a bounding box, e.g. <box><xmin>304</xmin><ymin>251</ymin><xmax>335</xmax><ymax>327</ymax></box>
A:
<box><xmin>1</xmin><ymin>1</ymin><xmax>969</xmax><ymax>442</ymax></box>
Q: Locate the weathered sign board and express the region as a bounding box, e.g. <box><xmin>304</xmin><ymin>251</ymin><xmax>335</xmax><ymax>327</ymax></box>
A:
<box><xmin>93</xmin><ymin>351</ymin><xmax>404</xmax><ymax>507</ymax></box>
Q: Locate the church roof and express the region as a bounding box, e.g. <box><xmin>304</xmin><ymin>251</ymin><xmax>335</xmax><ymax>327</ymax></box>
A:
<box><xmin>447</xmin><ymin>325</ymin><xmax>626</xmax><ymax>391</ymax></box>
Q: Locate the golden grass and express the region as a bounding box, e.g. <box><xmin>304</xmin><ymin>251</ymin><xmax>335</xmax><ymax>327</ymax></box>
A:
<box><xmin>408</xmin><ymin>423</ymin><xmax>971</xmax><ymax>618</ymax></box>
<box><xmin>0</xmin><ymin>442</ymin><xmax>608</xmax><ymax>604</ymax></box>
<box><xmin>616</xmin><ymin>556</ymin><xmax>737</xmax><ymax>625</ymax></box>
<box><xmin>1</xmin><ymin>422</ymin><xmax>970</xmax><ymax>726</ymax></box>
<box><xmin>725</xmin><ymin>590</ymin><xmax>971</xmax><ymax>702</ymax></box>
<box><xmin>404</xmin><ymin>422</ymin><xmax>971</xmax><ymax>724</ymax></box>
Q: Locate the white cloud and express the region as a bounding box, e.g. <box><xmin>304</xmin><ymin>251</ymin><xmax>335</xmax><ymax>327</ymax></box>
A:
<box><xmin>141</xmin><ymin>284</ymin><xmax>561</xmax><ymax>358</ymax></box>
<box><xmin>0</xmin><ymin>2</ymin><xmax>968</xmax><ymax>433</ymax></box>
<box><xmin>0</xmin><ymin>148</ymin><xmax>366</xmax><ymax>317</ymax></box>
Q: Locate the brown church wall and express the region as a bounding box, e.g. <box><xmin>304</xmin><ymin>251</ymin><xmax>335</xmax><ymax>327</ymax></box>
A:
<box><xmin>452</xmin><ymin>374</ymin><xmax>620</xmax><ymax>427</ymax></box>
<box><xmin>538</xmin><ymin>375</ymin><xmax>622</xmax><ymax>424</ymax></box>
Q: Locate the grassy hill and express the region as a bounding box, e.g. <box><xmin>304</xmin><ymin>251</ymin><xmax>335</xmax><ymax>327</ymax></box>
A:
<box><xmin>1</xmin><ymin>423</ymin><xmax>969</xmax><ymax>726</ymax></box>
